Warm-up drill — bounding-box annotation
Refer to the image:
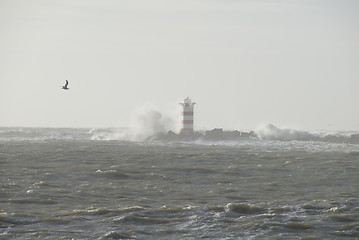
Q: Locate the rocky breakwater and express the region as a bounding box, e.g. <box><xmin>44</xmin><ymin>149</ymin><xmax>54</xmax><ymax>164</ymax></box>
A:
<box><xmin>152</xmin><ymin>128</ymin><xmax>257</xmax><ymax>141</ymax></box>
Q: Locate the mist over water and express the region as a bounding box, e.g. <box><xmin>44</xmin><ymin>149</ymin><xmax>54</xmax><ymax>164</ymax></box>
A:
<box><xmin>1</xmin><ymin>123</ymin><xmax>359</xmax><ymax>148</ymax></box>
<box><xmin>89</xmin><ymin>107</ymin><xmax>178</xmax><ymax>141</ymax></box>
<box><xmin>87</xmin><ymin>107</ymin><xmax>359</xmax><ymax>145</ymax></box>
<box><xmin>129</xmin><ymin>106</ymin><xmax>178</xmax><ymax>141</ymax></box>
<box><xmin>256</xmin><ymin>124</ymin><xmax>315</xmax><ymax>141</ymax></box>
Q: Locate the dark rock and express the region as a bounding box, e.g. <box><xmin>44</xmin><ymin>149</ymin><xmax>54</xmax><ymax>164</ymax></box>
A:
<box><xmin>152</xmin><ymin>128</ymin><xmax>257</xmax><ymax>142</ymax></box>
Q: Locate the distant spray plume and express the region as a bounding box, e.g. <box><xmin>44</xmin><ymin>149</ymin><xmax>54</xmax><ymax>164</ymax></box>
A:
<box><xmin>129</xmin><ymin>106</ymin><xmax>177</xmax><ymax>141</ymax></box>
<box><xmin>255</xmin><ymin>124</ymin><xmax>316</xmax><ymax>141</ymax></box>
<box><xmin>90</xmin><ymin>105</ymin><xmax>180</xmax><ymax>141</ymax></box>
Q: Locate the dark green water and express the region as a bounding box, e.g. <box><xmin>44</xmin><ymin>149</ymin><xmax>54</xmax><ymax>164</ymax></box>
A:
<box><xmin>0</xmin><ymin>128</ymin><xmax>358</xmax><ymax>239</ymax></box>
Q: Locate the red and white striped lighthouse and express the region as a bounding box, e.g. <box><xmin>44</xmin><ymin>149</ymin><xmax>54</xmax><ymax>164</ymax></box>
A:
<box><xmin>180</xmin><ymin>97</ymin><xmax>195</xmax><ymax>134</ymax></box>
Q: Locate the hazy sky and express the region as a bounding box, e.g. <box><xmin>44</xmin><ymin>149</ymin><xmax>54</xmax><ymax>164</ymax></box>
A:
<box><xmin>1</xmin><ymin>0</ymin><xmax>358</xmax><ymax>131</ymax></box>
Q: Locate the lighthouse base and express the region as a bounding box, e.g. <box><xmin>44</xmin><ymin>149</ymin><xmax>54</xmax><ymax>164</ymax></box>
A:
<box><xmin>180</xmin><ymin>128</ymin><xmax>194</xmax><ymax>135</ymax></box>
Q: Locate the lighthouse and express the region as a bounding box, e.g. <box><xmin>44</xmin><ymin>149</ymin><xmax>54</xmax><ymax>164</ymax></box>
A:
<box><xmin>180</xmin><ymin>97</ymin><xmax>195</xmax><ymax>134</ymax></box>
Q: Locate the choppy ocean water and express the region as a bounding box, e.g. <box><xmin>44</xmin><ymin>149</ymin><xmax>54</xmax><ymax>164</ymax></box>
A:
<box><xmin>0</xmin><ymin>127</ymin><xmax>358</xmax><ymax>239</ymax></box>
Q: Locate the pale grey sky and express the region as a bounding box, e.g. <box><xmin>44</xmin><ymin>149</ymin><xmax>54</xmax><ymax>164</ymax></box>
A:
<box><xmin>1</xmin><ymin>0</ymin><xmax>358</xmax><ymax>131</ymax></box>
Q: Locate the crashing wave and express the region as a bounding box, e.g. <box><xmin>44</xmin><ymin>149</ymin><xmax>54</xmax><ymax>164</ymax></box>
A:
<box><xmin>255</xmin><ymin>124</ymin><xmax>317</xmax><ymax>141</ymax></box>
<box><xmin>255</xmin><ymin>124</ymin><xmax>359</xmax><ymax>143</ymax></box>
<box><xmin>1</xmin><ymin>124</ymin><xmax>358</xmax><ymax>144</ymax></box>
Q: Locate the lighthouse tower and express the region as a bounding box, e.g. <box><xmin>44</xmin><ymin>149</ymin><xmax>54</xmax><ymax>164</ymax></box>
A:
<box><xmin>180</xmin><ymin>97</ymin><xmax>195</xmax><ymax>134</ymax></box>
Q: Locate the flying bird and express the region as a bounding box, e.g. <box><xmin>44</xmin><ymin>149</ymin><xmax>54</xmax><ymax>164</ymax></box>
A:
<box><xmin>62</xmin><ymin>80</ymin><xmax>69</xmax><ymax>90</ymax></box>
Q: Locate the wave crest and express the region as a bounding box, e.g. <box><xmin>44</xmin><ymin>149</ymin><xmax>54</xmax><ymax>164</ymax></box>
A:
<box><xmin>255</xmin><ymin>124</ymin><xmax>359</xmax><ymax>144</ymax></box>
<box><xmin>90</xmin><ymin>107</ymin><xmax>176</xmax><ymax>141</ymax></box>
<box><xmin>255</xmin><ymin>124</ymin><xmax>316</xmax><ymax>141</ymax></box>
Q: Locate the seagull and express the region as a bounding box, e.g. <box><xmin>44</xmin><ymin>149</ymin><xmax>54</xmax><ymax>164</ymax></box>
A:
<box><xmin>62</xmin><ymin>80</ymin><xmax>69</xmax><ymax>90</ymax></box>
